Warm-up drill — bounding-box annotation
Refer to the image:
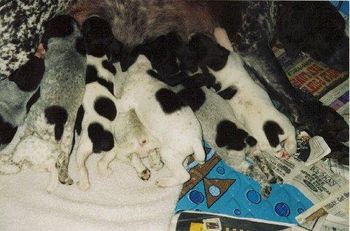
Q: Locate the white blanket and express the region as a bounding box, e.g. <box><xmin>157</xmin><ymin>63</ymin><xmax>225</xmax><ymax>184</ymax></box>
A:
<box><xmin>0</xmin><ymin>155</ymin><xmax>181</xmax><ymax>231</ymax></box>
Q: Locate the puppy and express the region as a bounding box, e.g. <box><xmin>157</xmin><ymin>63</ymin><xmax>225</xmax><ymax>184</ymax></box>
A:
<box><xmin>74</xmin><ymin>16</ymin><xmax>161</xmax><ymax>191</ymax></box>
<box><xmin>188</xmin><ymin>34</ymin><xmax>297</xmax><ymax>158</ymax></box>
<box><xmin>179</xmin><ymin>85</ymin><xmax>281</xmax><ymax>197</ymax></box>
<box><xmin>118</xmin><ymin>52</ymin><xmax>205</xmax><ymax>188</ymax></box>
<box><xmin>97</xmin><ymin>109</ymin><xmax>162</xmax><ymax>180</ymax></box>
<box><xmin>0</xmin><ymin>15</ymin><xmax>86</xmax><ymax>192</ymax></box>
<box><xmin>0</xmin><ymin>56</ymin><xmax>44</xmax><ymax>150</ymax></box>
<box><xmin>140</xmin><ymin>32</ymin><xmax>282</xmax><ymax>197</ymax></box>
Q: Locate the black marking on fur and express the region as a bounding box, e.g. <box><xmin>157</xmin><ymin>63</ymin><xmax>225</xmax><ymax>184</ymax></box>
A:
<box><xmin>26</xmin><ymin>88</ymin><xmax>40</xmax><ymax>113</ymax></box>
<box><xmin>75</xmin><ymin>37</ymin><xmax>86</xmax><ymax>55</ymax></box>
<box><xmin>8</xmin><ymin>56</ymin><xmax>45</xmax><ymax>92</ymax></box>
<box><xmin>81</xmin><ymin>16</ymin><xmax>115</xmax><ymax>58</ymax></box>
<box><xmin>218</xmin><ymin>87</ymin><xmax>237</xmax><ymax>100</ymax></box>
<box><xmin>0</xmin><ymin>115</ymin><xmax>18</xmax><ymax>145</ymax></box>
<box><xmin>88</xmin><ymin>123</ymin><xmax>114</xmax><ymax>153</ymax></box>
<box><xmin>177</xmin><ymin>88</ymin><xmax>206</xmax><ymax>112</ymax></box>
<box><xmin>75</xmin><ymin>105</ymin><xmax>84</xmax><ymax>135</ymax></box>
<box><xmin>85</xmin><ymin>65</ymin><xmax>114</xmax><ymax>94</ymax></box>
<box><xmin>94</xmin><ymin>97</ymin><xmax>117</xmax><ymax>121</ymax></box>
<box><xmin>102</xmin><ymin>60</ymin><xmax>116</xmax><ymax>75</ymax></box>
<box><xmin>42</xmin><ymin>15</ymin><xmax>76</xmax><ymax>50</ymax></box>
<box><xmin>263</xmin><ymin>121</ymin><xmax>284</xmax><ymax>147</ymax></box>
<box><xmin>245</xmin><ymin>136</ymin><xmax>257</xmax><ymax>147</ymax></box>
<box><xmin>216</xmin><ymin>120</ymin><xmax>249</xmax><ymax>151</ymax></box>
<box><xmin>45</xmin><ymin>106</ymin><xmax>68</xmax><ymax>141</ymax></box>
<box><xmin>189</xmin><ymin>34</ymin><xmax>229</xmax><ymax>71</ymax></box>
<box><xmin>155</xmin><ymin>88</ymin><xmax>183</xmax><ymax>114</ymax></box>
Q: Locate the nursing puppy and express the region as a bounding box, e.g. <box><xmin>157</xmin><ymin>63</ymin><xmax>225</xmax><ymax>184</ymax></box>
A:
<box><xmin>180</xmin><ymin>86</ymin><xmax>280</xmax><ymax>197</ymax></box>
<box><xmin>117</xmin><ymin>51</ymin><xmax>205</xmax><ymax>188</ymax></box>
<box><xmin>188</xmin><ymin>34</ymin><xmax>297</xmax><ymax>158</ymax></box>
<box><xmin>0</xmin><ymin>56</ymin><xmax>44</xmax><ymax>150</ymax></box>
<box><xmin>75</xmin><ymin>16</ymin><xmax>161</xmax><ymax>191</ymax></box>
<box><xmin>0</xmin><ymin>15</ymin><xmax>86</xmax><ymax>192</ymax></box>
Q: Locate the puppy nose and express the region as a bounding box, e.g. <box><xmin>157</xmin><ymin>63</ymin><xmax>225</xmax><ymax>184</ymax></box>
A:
<box><xmin>140</xmin><ymin>139</ymin><xmax>147</xmax><ymax>145</ymax></box>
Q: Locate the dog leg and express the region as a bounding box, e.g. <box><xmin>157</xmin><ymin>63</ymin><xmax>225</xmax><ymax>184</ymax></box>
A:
<box><xmin>148</xmin><ymin>148</ymin><xmax>163</xmax><ymax>171</ymax></box>
<box><xmin>75</xmin><ymin>135</ymin><xmax>93</xmax><ymax>191</ymax></box>
<box><xmin>97</xmin><ymin>146</ymin><xmax>120</xmax><ymax>177</ymax></box>
<box><xmin>156</xmin><ymin>148</ymin><xmax>190</xmax><ymax>187</ymax></box>
<box><xmin>192</xmin><ymin>139</ymin><xmax>206</xmax><ymax>164</ymax></box>
<box><xmin>0</xmin><ymin>124</ymin><xmax>27</xmax><ymax>156</ymax></box>
<box><xmin>47</xmin><ymin>161</ymin><xmax>58</xmax><ymax>193</ymax></box>
<box><xmin>129</xmin><ymin>152</ymin><xmax>150</xmax><ymax>181</ymax></box>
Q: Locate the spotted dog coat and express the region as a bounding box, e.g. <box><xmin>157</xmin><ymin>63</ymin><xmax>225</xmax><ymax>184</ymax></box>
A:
<box><xmin>187</xmin><ymin>34</ymin><xmax>297</xmax><ymax>159</ymax></box>
<box><xmin>0</xmin><ymin>56</ymin><xmax>45</xmax><ymax>149</ymax></box>
<box><xmin>207</xmin><ymin>1</ymin><xmax>349</xmax><ymax>163</ymax></box>
<box><xmin>189</xmin><ymin>88</ymin><xmax>283</xmax><ymax>197</ymax></box>
<box><xmin>0</xmin><ymin>0</ymin><xmax>72</xmax><ymax>79</ymax></box>
<box><xmin>0</xmin><ymin>15</ymin><xmax>86</xmax><ymax>192</ymax></box>
<box><xmin>75</xmin><ymin>56</ymin><xmax>161</xmax><ymax>191</ymax></box>
<box><xmin>74</xmin><ymin>16</ymin><xmax>161</xmax><ymax>191</ymax></box>
<box><xmin>117</xmin><ymin>54</ymin><xmax>205</xmax><ymax>188</ymax></box>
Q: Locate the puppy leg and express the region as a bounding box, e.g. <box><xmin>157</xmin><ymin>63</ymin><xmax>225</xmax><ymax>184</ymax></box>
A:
<box><xmin>97</xmin><ymin>146</ymin><xmax>119</xmax><ymax>177</ymax></box>
<box><xmin>148</xmin><ymin>148</ymin><xmax>163</xmax><ymax>171</ymax></box>
<box><xmin>75</xmin><ymin>135</ymin><xmax>93</xmax><ymax>191</ymax></box>
<box><xmin>56</xmin><ymin>127</ymin><xmax>75</xmax><ymax>185</ymax></box>
<box><xmin>156</xmin><ymin>148</ymin><xmax>190</xmax><ymax>187</ymax></box>
<box><xmin>0</xmin><ymin>124</ymin><xmax>27</xmax><ymax>156</ymax></box>
<box><xmin>192</xmin><ymin>139</ymin><xmax>206</xmax><ymax>164</ymax></box>
<box><xmin>282</xmin><ymin>131</ymin><xmax>297</xmax><ymax>158</ymax></box>
<box><xmin>129</xmin><ymin>153</ymin><xmax>150</xmax><ymax>181</ymax></box>
<box><xmin>47</xmin><ymin>160</ymin><xmax>59</xmax><ymax>193</ymax></box>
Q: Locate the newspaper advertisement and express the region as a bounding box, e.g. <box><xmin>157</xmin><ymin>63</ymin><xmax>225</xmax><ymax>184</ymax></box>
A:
<box><xmin>263</xmin><ymin>153</ymin><xmax>348</xmax><ymax>203</ymax></box>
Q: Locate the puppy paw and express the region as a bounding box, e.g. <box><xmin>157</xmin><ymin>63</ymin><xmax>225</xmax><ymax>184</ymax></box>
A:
<box><xmin>275</xmin><ymin>150</ymin><xmax>290</xmax><ymax>160</ymax></box>
<box><xmin>155</xmin><ymin>177</ymin><xmax>179</xmax><ymax>188</ymax></box>
<box><xmin>139</xmin><ymin>169</ymin><xmax>151</xmax><ymax>181</ymax></box>
<box><xmin>97</xmin><ymin>162</ymin><xmax>113</xmax><ymax>177</ymax></box>
<box><xmin>150</xmin><ymin>160</ymin><xmax>164</xmax><ymax>171</ymax></box>
<box><xmin>46</xmin><ymin>181</ymin><xmax>58</xmax><ymax>193</ymax></box>
<box><xmin>77</xmin><ymin>181</ymin><xmax>90</xmax><ymax>191</ymax></box>
<box><xmin>0</xmin><ymin>162</ymin><xmax>21</xmax><ymax>174</ymax></box>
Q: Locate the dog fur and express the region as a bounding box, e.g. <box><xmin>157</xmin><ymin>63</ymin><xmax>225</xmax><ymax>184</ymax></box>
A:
<box><xmin>74</xmin><ymin>16</ymin><xmax>162</xmax><ymax>191</ymax></box>
<box><xmin>117</xmin><ymin>53</ymin><xmax>205</xmax><ymax>187</ymax></box>
<box><xmin>0</xmin><ymin>15</ymin><xmax>86</xmax><ymax>192</ymax></box>
<box><xmin>188</xmin><ymin>34</ymin><xmax>297</xmax><ymax>158</ymax></box>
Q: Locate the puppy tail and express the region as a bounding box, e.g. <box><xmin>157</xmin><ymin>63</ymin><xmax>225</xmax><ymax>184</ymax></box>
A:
<box><xmin>192</xmin><ymin>140</ymin><xmax>206</xmax><ymax>164</ymax></box>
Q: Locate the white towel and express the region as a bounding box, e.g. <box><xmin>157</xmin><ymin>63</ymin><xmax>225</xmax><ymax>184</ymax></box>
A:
<box><xmin>0</xmin><ymin>154</ymin><xmax>181</xmax><ymax>231</ymax></box>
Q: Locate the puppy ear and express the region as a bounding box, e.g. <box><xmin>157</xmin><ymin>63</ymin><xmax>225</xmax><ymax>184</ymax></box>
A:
<box><xmin>75</xmin><ymin>37</ymin><xmax>86</xmax><ymax>55</ymax></box>
<box><xmin>120</xmin><ymin>49</ymin><xmax>139</xmax><ymax>72</ymax></box>
<box><xmin>107</xmin><ymin>39</ymin><xmax>123</xmax><ymax>62</ymax></box>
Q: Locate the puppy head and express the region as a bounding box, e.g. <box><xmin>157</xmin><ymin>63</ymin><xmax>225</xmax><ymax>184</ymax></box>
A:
<box><xmin>138</xmin><ymin>32</ymin><xmax>183</xmax><ymax>75</ymax></box>
<box><xmin>279</xmin><ymin>2</ymin><xmax>348</xmax><ymax>71</ymax></box>
<box><xmin>81</xmin><ymin>16</ymin><xmax>123</xmax><ymax>60</ymax></box>
<box><xmin>41</xmin><ymin>14</ymin><xmax>79</xmax><ymax>50</ymax></box>
<box><xmin>189</xmin><ymin>33</ymin><xmax>230</xmax><ymax>71</ymax></box>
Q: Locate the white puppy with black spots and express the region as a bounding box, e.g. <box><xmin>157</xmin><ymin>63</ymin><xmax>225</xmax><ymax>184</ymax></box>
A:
<box><xmin>74</xmin><ymin>16</ymin><xmax>162</xmax><ymax>191</ymax></box>
<box><xmin>0</xmin><ymin>15</ymin><xmax>86</xmax><ymax>192</ymax></box>
<box><xmin>117</xmin><ymin>52</ymin><xmax>206</xmax><ymax>188</ymax></box>
<box><xmin>188</xmin><ymin>34</ymin><xmax>297</xmax><ymax>159</ymax></box>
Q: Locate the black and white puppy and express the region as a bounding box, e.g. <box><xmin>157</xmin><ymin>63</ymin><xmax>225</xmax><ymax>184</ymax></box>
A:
<box><xmin>117</xmin><ymin>50</ymin><xmax>205</xmax><ymax>188</ymax></box>
<box><xmin>74</xmin><ymin>16</ymin><xmax>161</xmax><ymax>191</ymax></box>
<box><xmin>188</xmin><ymin>34</ymin><xmax>297</xmax><ymax>158</ymax></box>
<box><xmin>142</xmin><ymin>32</ymin><xmax>282</xmax><ymax>197</ymax></box>
<box><xmin>0</xmin><ymin>56</ymin><xmax>44</xmax><ymax>150</ymax></box>
<box><xmin>0</xmin><ymin>15</ymin><xmax>86</xmax><ymax>192</ymax></box>
<box><xmin>206</xmin><ymin>2</ymin><xmax>349</xmax><ymax>163</ymax></box>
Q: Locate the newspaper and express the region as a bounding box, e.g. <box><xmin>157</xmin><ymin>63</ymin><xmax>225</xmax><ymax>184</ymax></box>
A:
<box><xmin>264</xmin><ymin>152</ymin><xmax>348</xmax><ymax>203</ymax></box>
<box><xmin>296</xmin><ymin>187</ymin><xmax>349</xmax><ymax>224</ymax></box>
<box><xmin>313</xmin><ymin>214</ymin><xmax>349</xmax><ymax>231</ymax></box>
